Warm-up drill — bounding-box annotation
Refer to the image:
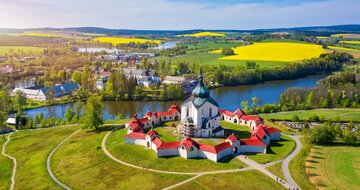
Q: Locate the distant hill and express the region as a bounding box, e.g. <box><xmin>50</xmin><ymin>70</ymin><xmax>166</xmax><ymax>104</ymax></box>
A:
<box><xmin>1</xmin><ymin>24</ymin><xmax>359</xmax><ymax>36</ymax></box>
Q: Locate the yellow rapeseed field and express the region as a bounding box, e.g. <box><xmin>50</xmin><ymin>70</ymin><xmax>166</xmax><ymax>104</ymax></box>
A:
<box><xmin>180</xmin><ymin>32</ymin><xmax>225</xmax><ymax>37</ymax></box>
<box><xmin>20</xmin><ymin>33</ymin><xmax>59</xmax><ymax>37</ymax></box>
<box><xmin>214</xmin><ymin>42</ymin><xmax>326</xmax><ymax>62</ymax></box>
<box><xmin>340</xmin><ymin>40</ymin><xmax>360</xmax><ymax>44</ymax></box>
<box><xmin>92</xmin><ymin>37</ymin><xmax>161</xmax><ymax>45</ymax></box>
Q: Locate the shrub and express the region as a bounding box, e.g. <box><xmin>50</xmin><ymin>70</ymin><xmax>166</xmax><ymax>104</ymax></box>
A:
<box><xmin>292</xmin><ymin>115</ymin><xmax>300</xmax><ymax>122</ymax></box>
<box><xmin>221</xmin><ymin>48</ymin><xmax>234</xmax><ymax>55</ymax></box>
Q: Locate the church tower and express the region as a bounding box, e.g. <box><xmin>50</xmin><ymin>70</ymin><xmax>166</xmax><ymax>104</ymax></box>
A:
<box><xmin>178</xmin><ymin>69</ymin><xmax>224</xmax><ymax>138</ymax></box>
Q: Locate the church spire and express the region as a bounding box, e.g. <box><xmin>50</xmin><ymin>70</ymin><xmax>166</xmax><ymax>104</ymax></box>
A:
<box><xmin>191</xmin><ymin>68</ymin><xmax>210</xmax><ymax>98</ymax></box>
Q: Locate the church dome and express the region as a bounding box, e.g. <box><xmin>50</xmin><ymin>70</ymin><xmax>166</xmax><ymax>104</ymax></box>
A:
<box><xmin>191</xmin><ymin>69</ymin><xmax>210</xmax><ymax>98</ymax></box>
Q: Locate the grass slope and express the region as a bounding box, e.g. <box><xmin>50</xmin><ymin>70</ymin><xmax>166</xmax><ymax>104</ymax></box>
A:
<box><xmin>267</xmin><ymin>162</ymin><xmax>285</xmax><ymax>180</ymax></box>
<box><xmin>259</xmin><ymin>108</ymin><xmax>360</xmax><ymax>122</ymax></box>
<box><xmin>174</xmin><ymin>170</ymin><xmax>286</xmax><ymax>190</ymax></box>
<box><xmin>0</xmin><ymin>46</ymin><xmax>44</xmax><ymax>55</ymax></box>
<box><xmin>306</xmin><ymin>145</ymin><xmax>360</xmax><ymax>190</ymax></box>
<box><xmin>106</xmin><ymin>128</ymin><xmax>246</xmax><ymax>172</ymax></box>
<box><xmin>52</xmin><ymin>128</ymin><xmax>189</xmax><ymax>189</ymax></box>
<box><xmin>0</xmin><ymin>136</ymin><xmax>13</xmax><ymax>190</ymax></box>
<box><xmin>5</xmin><ymin>127</ymin><xmax>79</xmax><ymax>190</ymax></box>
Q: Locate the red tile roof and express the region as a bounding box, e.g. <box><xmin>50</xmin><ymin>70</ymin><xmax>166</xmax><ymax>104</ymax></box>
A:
<box><xmin>241</xmin><ymin>115</ymin><xmax>261</xmax><ymax>122</ymax></box>
<box><xmin>264</xmin><ymin>126</ymin><xmax>281</xmax><ymax>134</ymax></box>
<box><xmin>147</xmin><ymin>129</ymin><xmax>159</xmax><ymax>138</ymax></box>
<box><xmin>240</xmin><ymin>139</ymin><xmax>266</xmax><ymax>146</ymax></box>
<box><xmin>219</xmin><ymin>110</ymin><xmax>233</xmax><ymax>117</ymax></box>
<box><xmin>125</xmin><ymin>132</ymin><xmax>146</xmax><ymax>140</ymax></box>
<box><xmin>156</xmin><ymin>111</ymin><xmax>174</xmax><ymax>116</ymax></box>
<box><xmin>226</xmin><ymin>133</ymin><xmax>239</xmax><ymax>142</ymax></box>
<box><xmin>139</xmin><ymin>118</ymin><xmax>150</xmax><ymax>123</ymax></box>
<box><xmin>152</xmin><ymin>137</ymin><xmax>163</xmax><ymax>148</ymax></box>
<box><xmin>179</xmin><ymin>136</ymin><xmax>199</xmax><ymax>150</ymax></box>
<box><xmin>251</xmin><ymin>124</ymin><xmax>269</xmax><ymax>140</ymax></box>
<box><xmin>232</xmin><ymin>108</ymin><xmax>245</xmax><ymax>118</ymax></box>
<box><xmin>169</xmin><ymin>101</ymin><xmax>181</xmax><ymax>113</ymax></box>
<box><xmin>200</xmin><ymin>142</ymin><xmax>232</xmax><ymax>154</ymax></box>
<box><xmin>158</xmin><ymin>142</ymin><xmax>180</xmax><ymax>150</ymax></box>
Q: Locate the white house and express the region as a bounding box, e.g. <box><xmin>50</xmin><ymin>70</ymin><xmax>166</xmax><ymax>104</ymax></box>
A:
<box><xmin>220</xmin><ymin>109</ymin><xmax>262</xmax><ymax>131</ymax></box>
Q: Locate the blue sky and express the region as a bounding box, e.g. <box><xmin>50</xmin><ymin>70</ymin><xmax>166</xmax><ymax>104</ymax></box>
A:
<box><xmin>0</xmin><ymin>0</ymin><xmax>359</xmax><ymax>29</ymax></box>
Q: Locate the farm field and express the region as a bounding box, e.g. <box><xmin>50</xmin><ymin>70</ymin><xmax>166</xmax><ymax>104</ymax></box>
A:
<box><xmin>20</xmin><ymin>32</ymin><xmax>60</xmax><ymax>37</ymax></box>
<box><xmin>340</xmin><ymin>40</ymin><xmax>360</xmax><ymax>44</ymax></box>
<box><xmin>306</xmin><ymin>145</ymin><xmax>360</xmax><ymax>190</ymax></box>
<box><xmin>158</xmin><ymin>52</ymin><xmax>288</xmax><ymax>67</ymax></box>
<box><xmin>106</xmin><ymin>128</ymin><xmax>247</xmax><ymax>172</ymax></box>
<box><xmin>92</xmin><ymin>37</ymin><xmax>161</xmax><ymax>45</ymax></box>
<box><xmin>186</xmin><ymin>40</ymin><xmax>243</xmax><ymax>54</ymax></box>
<box><xmin>0</xmin><ymin>46</ymin><xmax>45</xmax><ymax>55</ymax></box>
<box><xmin>214</xmin><ymin>42</ymin><xmax>326</xmax><ymax>62</ymax></box>
<box><xmin>5</xmin><ymin>126</ymin><xmax>79</xmax><ymax>190</ymax></box>
<box><xmin>259</xmin><ymin>108</ymin><xmax>360</xmax><ymax>122</ymax></box>
<box><xmin>52</xmin><ymin>128</ymin><xmax>190</xmax><ymax>190</ymax></box>
<box><xmin>179</xmin><ymin>31</ymin><xmax>225</xmax><ymax>37</ymax></box>
<box><xmin>174</xmin><ymin>170</ymin><xmax>285</xmax><ymax>190</ymax></box>
<box><xmin>332</xmin><ymin>33</ymin><xmax>360</xmax><ymax>39</ymax></box>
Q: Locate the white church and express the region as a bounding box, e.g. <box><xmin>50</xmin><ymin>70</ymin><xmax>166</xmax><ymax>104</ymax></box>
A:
<box><xmin>177</xmin><ymin>69</ymin><xmax>224</xmax><ymax>137</ymax></box>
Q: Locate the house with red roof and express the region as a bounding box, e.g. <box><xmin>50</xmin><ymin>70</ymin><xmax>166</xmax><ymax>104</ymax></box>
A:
<box><xmin>219</xmin><ymin>109</ymin><xmax>263</xmax><ymax>130</ymax></box>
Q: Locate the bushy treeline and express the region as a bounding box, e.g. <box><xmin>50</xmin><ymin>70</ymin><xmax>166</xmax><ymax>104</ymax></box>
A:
<box><xmin>303</xmin><ymin>122</ymin><xmax>359</xmax><ymax>145</ymax></box>
<box><xmin>0</xmin><ymin>35</ymin><xmax>67</xmax><ymax>46</ymax></box>
<box><xmin>201</xmin><ymin>52</ymin><xmax>353</xmax><ymax>87</ymax></box>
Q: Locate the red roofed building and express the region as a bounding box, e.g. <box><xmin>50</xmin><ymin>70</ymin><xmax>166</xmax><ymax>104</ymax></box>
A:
<box><xmin>263</xmin><ymin>126</ymin><xmax>281</xmax><ymax>140</ymax></box>
<box><xmin>220</xmin><ymin>108</ymin><xmax>263</xmax><ymax>130</ymax></box>
<box><xmin>251</xmin><ymin>124</ymin><xmax>271</xmax><ymax>145</ymax></box>
<box><xmin>125</xmin><ymin>114</ymin><xmax>145</xmax><ymax>134</ymax></box>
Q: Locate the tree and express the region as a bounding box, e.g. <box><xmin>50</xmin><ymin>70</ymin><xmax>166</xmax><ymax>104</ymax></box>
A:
<box><xmin>251</xmin><ymin>97</ymin><xmax>258</xmax><ymax>113</ymax></box>
<box><xmin>240</xmin><ymin>101</ymin><xmax>249</xmax><ymax>113</ymax></box>
<box><xmin>342</xmin><ymin>123</ymin><xmax>357</xmax><ymax>144</ymax></box>
<box><xmin>83</xmin><ymin>96</ymin><xmax>104</xmax><ymax>130</ymax></box>
<box><xmin>72</xmin><ymin>70</ymin><xmax>82</xmax><ymax>84</ymax></box>
<box><xmin>309</xmin><ymin>122</ymin><xmax>335</xmax><ymax>144</ymax></box>
<box><xmin>14</xmin><ymin>90</ymin><xmax>26</xmax><ymax>112</ymax></box>
<box><xmin>65</xmin><ymin>108</ymin><xmax>76</xmax><ymax>124</ymax></box>
<box><xmin>221</xmin><ymin>48</ymin><xmax>234</xmax><ymax>55</ymax></box>
<box><xmin>292</xmin><ymin>115</ymin><xmax>300</xmax><ymax>122</ymax></box>
<box><xmin>73</xmin><ymin>101</ymin><xmax>84</xmax><ymax>120</ymax></box>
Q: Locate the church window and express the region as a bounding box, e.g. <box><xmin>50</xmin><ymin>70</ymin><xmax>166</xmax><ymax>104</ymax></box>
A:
<box><xmin>186</xmin><ymin>107</ymin><xmax>189</xmax><ymax>117</ymax></box>
<box><xmin>189</xmin><ymin>146</ymin><xmax>194</xmax><ymax>151</ymax></box>
<box><xmin>181</xmin><ymin>145</ymin><xmax>185</xmax><ymax>150</ymax></box>
<box><xmin>209</xmin><ymin>107</ymin><xmax>212</xmax><ymax>117</ymax></box>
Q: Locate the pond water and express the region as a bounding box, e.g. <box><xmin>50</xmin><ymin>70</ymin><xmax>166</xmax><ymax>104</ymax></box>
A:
<box><xmin>24</xmin><ymin>74</ymin><xmax>327</xmax><ymax>120</ymax></box>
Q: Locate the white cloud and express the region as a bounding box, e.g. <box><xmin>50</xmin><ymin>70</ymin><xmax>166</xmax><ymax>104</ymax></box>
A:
<box><xmin>0</xmin><ymin>0</ymin><xmax>358</xmax><ymax>29</ymax></box>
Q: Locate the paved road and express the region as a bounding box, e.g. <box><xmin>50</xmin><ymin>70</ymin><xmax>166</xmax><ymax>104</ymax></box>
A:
<box><xmin>47</xmin><ymin>129</ymin><xmax>82</xmax><ymax>190</ymax></box>
<box><xmin>237</xmin><ymin>155</ymin><xmax>291</xmax><ymax>189</ymax></box>
<box><xmin>1</xmin><ymin>133</ymin><xmax>17</xmax><ymax>190</ymax></box>
<box><xmin>282</xmin><ymin>135</ymin><xmax>302</xmax><ymax>190</ymax></box>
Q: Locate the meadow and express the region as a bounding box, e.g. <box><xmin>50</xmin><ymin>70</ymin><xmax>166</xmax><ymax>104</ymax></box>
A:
<box><xmin>259</xmin><ymin>108</ymin><xmax>360</xmax><ymax>122</ymax></box>
<box><xmin>0</xmin><ymin>137</ymin><xmax>13</xmax><ymax>190</ymax></box>
<box><xmin>306</xmin><ymin>145</ymin><xmax>360</xmax><ymax>190</ymax></box>
<box><xmin>214</xmin><ymin>42</ymin><xmax>326</xmax><ymax>62</ymax></box>
<box><xmin>0</xmin><ymin>46</ymin><xmax>45</xmax><ymax>55</ymax></box>
<box><xmin>340</xmin><ymin>40</ymin><xmax>360</xmax><ymax>44</ymax></box>
<box><xmin>5</xmin><ymin>126</ymin><xmax>79</xmax><ymax>189</ymax></box>
<box><xmin>179</xmin><ymin>32</ymin><xmax>225</xmax><ymax>37</ymax></box>
<box><xmin>20</xmin><ymin>32</ymin><xmax>60</xmax><ymax>37</ymax></box>
<box><xmin>92</xmin><ymin>37</ymin><xmax>161</xmax><ymax>45</ymax></box>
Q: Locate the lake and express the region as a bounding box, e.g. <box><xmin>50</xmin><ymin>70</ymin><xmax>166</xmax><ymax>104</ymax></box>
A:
<box><xmin>24</xmin><ymin>74</ymin><xmax>326</xmax><ymax>120</ymax></box>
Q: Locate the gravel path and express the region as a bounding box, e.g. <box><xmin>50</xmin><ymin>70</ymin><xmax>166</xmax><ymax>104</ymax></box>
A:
<box><xmin>1</xmin><ymin>133</ymin><xmax>17</xmax><ymax>190</ymax></box>
<box><xmin>282</xmin><ymin>135</ymin><xmax>302</xmax><ymax>190</ymax></box>
<box><xmin>46</xmin><ymin>129</ymin><xmax>82</xmax><ymax>190</ymax></box>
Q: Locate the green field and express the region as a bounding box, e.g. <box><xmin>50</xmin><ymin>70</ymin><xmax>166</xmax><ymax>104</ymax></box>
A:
<box><xmin>0</xmin><ymin>136</ymin><xmax>13</xmax><ymax>190</ymax></box>
<box><xmin>247</xmin><ymin>136</ymin><xmax>296</xmax><ymax>164</ymax></box>
<box><xmin>52</xmin><ymin>128</ymin><xmax>190</xmax><ymax>189</ymax></box>
<box><xmin>220</xmin><ymin>121</ymin><xmax>252</xmax><ymax>138</ymax></box>
<box><xmin>186</xmin><ymin>40</ymin><xmax>243</xmax><ymax>54</ymax></box>
<box><xmin>306</xmin><ymin>145</ymin><xmax>360</xmax><ymax>190</ymax></box>
<box><xmin>0</xmin><ymin>46</ymin><xmax>44</xmax><ymax>55</ymax></box>
<box><xmin>158</xmin><ymin>52</ymin><xmax>289</xmax><ymax>67</ymax></box>
<box><xmin>267</xmin><ymin>162</ymin><xmax>285</xmax><ymax>180</ymax></box>
<box><xmin>5</xmin><ymin>127</ymin><xmax>79</xmax><ymax>189</ymax></box>
<box><xmin>106</xmin><ymin>128</ymin><xmax>246</xmax><ymax>172</ymax></box>
<box><xmin>174</xmin><ymin>170</ymin><xmax>285</xmax><ymax>190</ymax></box>
<box><xmin>260</xmin><ymin>108</ymin><xmax>360</xmax><ymax>122</ymax></box>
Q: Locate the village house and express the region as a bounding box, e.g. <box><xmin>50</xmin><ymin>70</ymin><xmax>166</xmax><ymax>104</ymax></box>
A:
<box><xmin>95</xmin><ymin>70</ymin><xmax>111</xmax><ymax>90</ymax></box>
<box><xmin>220</xmin><ymin>109</ymin><xmax>262</xmax><ymax>131</ymax></box>
<box><xmin>12</xmin><ymin>81</ymin><xmax>80</xmax><ymax>101</ymax></box>
<box><xmin>121</xmin><ymin>68</ymin><xmax>160</xmax><ymax>87</ymax></box>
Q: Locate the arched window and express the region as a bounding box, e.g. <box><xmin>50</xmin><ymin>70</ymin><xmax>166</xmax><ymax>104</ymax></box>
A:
<box><xmin>186</xmin><ymin>107</ymin><xmax>189</xmax><ymax>117</ymax></box>
<box><xmin>209</xmin><ymin>107</ymin><xmax>212</xmax><ymax>117</ymax></box>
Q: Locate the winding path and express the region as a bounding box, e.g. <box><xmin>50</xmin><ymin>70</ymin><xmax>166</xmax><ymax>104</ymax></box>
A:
<box><xmin>282</xmin><ymin>135</ymin><xmax>302</xmax><ymax>190</ymax></box>
<box><xmin>1</xmin><ymin>133</ymin><xmax>17</xmax><ymax>190</ymax></box>
<box><xmin>46</xmin><ymin>129</ymin><xmax>82</xmax><ymax>190</ymax></box>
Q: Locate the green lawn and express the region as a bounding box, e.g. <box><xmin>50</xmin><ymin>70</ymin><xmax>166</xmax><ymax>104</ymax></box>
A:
<box><xmin>220</xmin><ymin>121</ymin><xmax>252</xmax><ymax>139</ymax></box>
<box><xmin>0</xmin><ymin>46</ymin><xmax>44</xmax><ymax>55</ymax></box>
<box><xmin>157</xmin><ymin>52</ymin><xmax>289</xmax><ymax>68</ymax></box>
<box><xmin>52</xmin><ymin>128</ymin><xmax>190</xmax><ymax>189</ymax></box>
<box><xmin>306</xmin><ymin>145</ymin><xmax>360</xmax><ymax>190</ymax></box>
<box><xmin>259</xmin><ymin>108</ymin><xmax>360</xmax><ymax>122</ymax></box>
<box><xmin>106</xmin><ymin>128</ymin><xmax>246</xmax><ymax>172</ymax></box>
<box><xmin>267</xmin><ymin>162</ymin><xmax>285</xmax><ymax>180</ymax></box>
<box><xmin>174</xmin><ymin>170</ymin><xmax>286</xmax><ymax>190</ymax></box>
<box><xmin>247</xmin><ymin>136</ymin><xmax>296</xmax><ymax>164</ymax></box>
<box><xmin>0</xmin><ymin>136</ymin><xmax>13</xmax><ymax>190</ymax></box>
<box><xmin>5</xmin><ymin>126</ymin><xmax>79</xmax><ymax>190</ymax></box>
<box><xmin>148</xmin><ymin>121</ymin><xmax>181</xmax><ymax>141</ymax></box>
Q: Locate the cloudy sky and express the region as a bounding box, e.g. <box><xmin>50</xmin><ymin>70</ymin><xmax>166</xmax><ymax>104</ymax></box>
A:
<box><xmin>0</xmin><ymin>0</ymin><xmax>359</xmax><ymax>30</ymax></box>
